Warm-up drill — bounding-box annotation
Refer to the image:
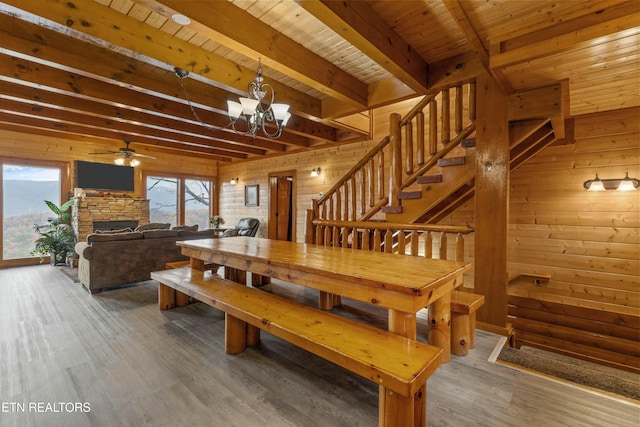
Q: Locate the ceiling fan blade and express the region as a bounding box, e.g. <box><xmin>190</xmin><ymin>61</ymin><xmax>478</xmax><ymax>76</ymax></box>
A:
<box><xmin>132</xmin><ymin>153</ymin><xmax>157</xmax><ymax>159</ymax></box>
<box><xmin>88</xmin><ymin>151</ymin><xmax>119</xmax><ymax>155</ymax></box>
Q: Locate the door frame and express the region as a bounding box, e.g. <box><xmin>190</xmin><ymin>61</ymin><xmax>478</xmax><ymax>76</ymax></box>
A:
<box><xmin>268</xmin><ymin>169</ymin><xmax>297</xmax><ymax>241</ymax></box>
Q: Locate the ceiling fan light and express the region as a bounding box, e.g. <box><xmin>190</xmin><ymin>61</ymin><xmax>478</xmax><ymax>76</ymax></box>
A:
<box><xmin>129</xmin><ymin>158</ymin><xmax>140</xmax><ymax>167</ymax></box>
<box><xmin>114</xmin><ymin>157</ymin><xmax>125</xmax><ymax>166</ymax></box>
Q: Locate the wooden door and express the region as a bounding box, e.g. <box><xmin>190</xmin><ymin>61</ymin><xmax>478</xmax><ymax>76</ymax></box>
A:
<box><xmin>268</xmin><ymin>174</ymin><xmax>294</xmax><ymax>241</ymax></box>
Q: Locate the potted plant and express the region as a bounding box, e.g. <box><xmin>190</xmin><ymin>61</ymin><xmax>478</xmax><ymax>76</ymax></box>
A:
<box><xmin>209</xmin><ymin>215</ymin><xmax>225</xmax><ymax>229</ymax></box>
<box><xmin>31</xmin><ymin>199</ymin><xmax>76</xmax><ymax>265</ymax></box>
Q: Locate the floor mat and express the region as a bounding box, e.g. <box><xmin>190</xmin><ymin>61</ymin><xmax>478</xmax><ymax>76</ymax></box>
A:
<box><xmin>496</xmin><ymin>345</ymin><xmax>640</xmax><ymax>401</ymax></box>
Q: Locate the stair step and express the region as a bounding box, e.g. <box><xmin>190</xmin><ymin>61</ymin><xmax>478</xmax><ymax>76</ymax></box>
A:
<box><xmin>437</xmin><ymin>156</ymin><xmax>466</xmax><ymax>167</ymax></box>
<box><xmin>399</xmin><ymin>191</ymin><xmax>422</xmax><ymax>200</ymax></box>
<box><xmin>381</xmin><ymin>205</ymin><xmax>403</xmax><ymax>214</ymax></box>
<box><xmin>461</xmin><ymin>138</ymin><xmax>476</xmax><ymax>148</ymax></box>
<box><xmin>417</xmin><ymin>174</ymin><xmax>443</xmax><ymax>184</ymax></box>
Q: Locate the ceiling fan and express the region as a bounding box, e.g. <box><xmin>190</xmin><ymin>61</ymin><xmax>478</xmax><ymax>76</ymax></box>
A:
<box><xmin>89</xmin><ymin>141</ymin><xmax>156</xmax><ymax>166</ymax></box>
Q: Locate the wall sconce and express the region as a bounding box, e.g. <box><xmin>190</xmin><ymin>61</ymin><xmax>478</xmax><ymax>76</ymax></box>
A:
<box><xmin>230</xmin><ymin>177</ymin><xmax>239</xmax><ymax>185</ymax></box>
<box><xmin>583</xmin><ymin>172</ymin><xmax>639</xmax><ymax>191</ymax></box>
<box><xmin>310</xmin><ymin>167</ymin><xmax>321</xmax><ymax>177</ymax></box>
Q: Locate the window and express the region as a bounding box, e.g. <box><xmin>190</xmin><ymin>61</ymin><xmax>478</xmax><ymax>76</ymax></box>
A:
<box><xmin>145</xmin><ymin>174</ymin><xmax>214</xmax><ymax>229</ymax></box>
<box><xmin>1</xmin><ymin>160</ymin><xmax>67</xmax><ymax>266</ymax></box>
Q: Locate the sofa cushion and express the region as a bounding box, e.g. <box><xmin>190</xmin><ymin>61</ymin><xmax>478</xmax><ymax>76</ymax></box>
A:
<box><xmin>179</xmin><ymin>229</ymin><xmax>215</xmax><ymax>238</ymax></box>
<box><xmin>87</xmin><ymin>231</ymin><xmax>143</xmax><ymax>244</ymax></box>
<box><xmin>172</xmin><ymin>224</ymin><xmax>199</xmax><ymax>231</ymax></box>
<box><xmin>135</xmin><ymin>222</ymin><xmax>171</xmax><ymax>232</ymax></box>
<box><xmin>142</xmin><ymin>229</ymin><xmax>180</xmax><ymax>239</ymax></box>
<box><xmin>221</xmin><ymin>228</ymin><xmax>239</xmax><ymax>237</ymax></box>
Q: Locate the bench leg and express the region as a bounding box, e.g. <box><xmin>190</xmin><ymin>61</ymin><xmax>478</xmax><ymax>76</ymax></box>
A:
<box><xmin>225</xmin><ymin>314</ymin><xmax>247</xmax><ymax>354</ymax></box>
<box><xmin>469</xmin><ymin>312</ymin><xmax>477</xmax><ymax>349</ymax></box>
<box><xmin>251</xmin><ymin>273</ymin><xmax>271</xmax><ymax>287</ymax></box>
<box><xmin>379</xmin><ymin>384</ymin><xmax>426</xmax><ymax>427</ymax></box>
<box><xmin>225</xmin><ymin>267</ymin><xmax>247</xmax><ymax>284</ymax></box>
<box><xmin>427</xmin><ymin>293</ymin><xmax>451</xmax><ymax>363</ymax></box>
<box><xmin>450</xmin><ymin>312</ymin><xmax>470</xmax><ymax>356</ymax></box>
<box><xmin>158</xmin><ymin>282</ymin><xmax>176</xmax><ymax>310</ymax></box>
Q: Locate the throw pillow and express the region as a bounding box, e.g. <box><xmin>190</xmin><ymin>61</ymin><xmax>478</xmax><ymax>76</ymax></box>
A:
<box><xmin>135</xmin><ymin>222</ymin><xmax>171</xmax><ymax>232</ymax></box>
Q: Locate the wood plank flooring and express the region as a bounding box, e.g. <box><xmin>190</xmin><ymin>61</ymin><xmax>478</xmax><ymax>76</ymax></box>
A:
<box><xmin>0</xmin><ymin>265</ymin><xmax>638</xmax><ymax>427</ymax></box>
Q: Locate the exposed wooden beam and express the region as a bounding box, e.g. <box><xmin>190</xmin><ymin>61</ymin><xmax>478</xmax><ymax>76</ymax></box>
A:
<box><xmin>137</xmin><ymin>0</ymin><xmax>368</xmax><ymax>109</ymax></box>
<box><xmin>0</xmin><ymin>12</ymin><xmax>339</xmax><ymax>146</ymax></box>
<box><xmin>443</xmin><ymin>0</ymin><xmax>513</xmax><ymax>92</ymax></box>
<box><xmin>5</xmin><ymin>0</ymin><xmax>323</xmax><ymax>121</ymax></box>
<box><xmin>296</xmin><ymin>0</ymin><xmax>429</xmax><ymax>95</ymax></box>
<box><xmin>490</xmin><ymin>1</ymin><xmax>640</xmax><ymax>69</ymax></box>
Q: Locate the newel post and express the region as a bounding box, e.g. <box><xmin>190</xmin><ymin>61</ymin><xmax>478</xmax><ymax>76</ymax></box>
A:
<box><xmin>389</xmin><ymin>112</ymin><xmax>402</xmax><ymax>206</ymax></box>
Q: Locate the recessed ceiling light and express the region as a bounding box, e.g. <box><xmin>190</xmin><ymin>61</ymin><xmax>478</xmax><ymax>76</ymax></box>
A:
<box><xmin>171</xmin><ymin>13</ymin><xmax>191</xmax><ymax>25</ymax></box>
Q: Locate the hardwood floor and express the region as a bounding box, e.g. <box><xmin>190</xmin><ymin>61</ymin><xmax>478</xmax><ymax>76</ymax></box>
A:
<box><xmin>0</xmin><ymin>265</ymin><xmax>638</xmax><ymax>427</ymax></box>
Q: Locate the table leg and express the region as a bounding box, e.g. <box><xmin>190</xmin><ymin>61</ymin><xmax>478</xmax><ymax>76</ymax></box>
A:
<box><xmin>388</xmin><ymin>310</ymin><xmax>417</xmax><ymax>340</ymax></box>
<box><xmin>428</xmin><ymin>292</ymin><xmax>451</xmax><ymax>363</ymax></box>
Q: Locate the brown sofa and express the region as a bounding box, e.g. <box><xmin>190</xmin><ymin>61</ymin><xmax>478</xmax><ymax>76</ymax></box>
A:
<box><xmin>75</xmin><ymin>227</ymin><xmax>217</xmax><ymax>294</ymax></box>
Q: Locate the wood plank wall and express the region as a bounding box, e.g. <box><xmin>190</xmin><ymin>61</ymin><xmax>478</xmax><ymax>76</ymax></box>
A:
<box><xmin>0</xmin><ymin>130</ymin><xmax>218</xmax><ymax>199</ymax></box>
<box><xmin>508</xmin><ymin>107</ymin><xmax>639</xmax><ymax>303</ymax></box>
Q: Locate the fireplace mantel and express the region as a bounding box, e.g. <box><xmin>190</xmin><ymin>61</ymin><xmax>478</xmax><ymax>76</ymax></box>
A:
<box><xmin>72</xmin><ymin>197</ymin><xmax>150</xmax><ymax>242</ymax></box>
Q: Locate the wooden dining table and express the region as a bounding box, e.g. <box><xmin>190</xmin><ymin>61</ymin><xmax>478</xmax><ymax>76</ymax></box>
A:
<box><xmin>176</xmin><ymin>236</ymin><xmax>471</xmax><ymax>361</ymax></box>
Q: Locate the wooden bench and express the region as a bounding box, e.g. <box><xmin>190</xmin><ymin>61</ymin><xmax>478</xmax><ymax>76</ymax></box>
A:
<box><xmin>152</xmin><ymin>266</ymin><xmax>443</xmax><ymax>427</ymax></box>
<box><xmin>450</xmin><ymin>290</ymin><xmax>485</xmax><ymax>356</ymax></box>
<box><xmin>508</xmin><ymin>275</ymin><xmax>640</xmax><ymax>373</ymax></box>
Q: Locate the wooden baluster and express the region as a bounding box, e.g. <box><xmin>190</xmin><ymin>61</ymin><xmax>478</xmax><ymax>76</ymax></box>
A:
<box><xmin>342</xmin><ymin>227</ymin><xmax>349</xmax><ymax>248</ymax></box>
<box><xmin>384</xmin><ymin>229</ymin><xmax>393</xmax><ymax>253</ymax></box>
<box><xmin>324</xmin><ymin>225</ymin><xmax>331</xmax><ymax>247</ymax></box>
<box><xmin>360</xmin><ymin>168</ymin><xmax>366</xmax><ymax>215</ymax></box>
<box><xmin>455</xmin><ymin>232</ymin><xmax>464</xmax><ymax>262</ymax></box>
<box><xmin>343</xmin><ymin>183</ymin><xmax>349</xmax><ymax>223</ymax></box>
<box><xmin>397</xmin><ymin>230</ymin><xmax>406</xmax><ymax>255</ymax></box>
<box><xmin>405</xmin><ymin>121</ymin><xmax>414</xmax><ymax>175</ymax></box>
<box><xmin>425</xmin><ymin>231</ymin><xmax>433</xmax><ymax>259</ymax></box>
<box><xmin>439</xmin><ymin>232</ymin><xmax>447</xmax><ymax>260</ymax></box>
<box><xmin>335</xmin><ymin>188</ymin><xmax>342</xmax><ymax>221</ymax></box>
<box><xmin>362</xmin><ymin>229</ymin><xmax>371</xmax><ymax>251</ymax></box>
<box><xmin>321</xmin><ymin>200</ymin><xmax>327</xmax><ymax>221</ymax></box>
<box><xmin>373</xmin><ymin>229</ymin><xmax>382</xmax><ymax>252</ymax></box>
<box><xmin>416</xmin><ymin>111</ymin><xmax>425</xmax><ymax>166</ymax></box>
<box><xmin>350</xmin><ymin>176</ymin><xmax>356</xmax><ymax>221</ymax></box>
<box><xmin>305</xmin><ymin>209</ymin><xmax>314</xmax><ymax>244</ymax></box>
<box><xmin>442</xmin><ymin>88</ymin><xmax>450</xmax><ymax>145</ymax></box>
<box><xmin>315</xmin><ymin>225</ymin><xmax>324</xmax><ymax>246</ymax></box>
<box><xmin>469</xmin><ymin>82</ymin><xmax>476</xmax><ymax>121</ymax></box>
<box><xmin>368</xmin><ymin>158</ymin><xmax>375</xmax><ymax>207</ymax></box>
<box><xmin>455</xmin><ymin>85</ymin><xmax>463</xmax><ymax>134</ymax></box>
<box><xmin>389</xmin><ymin>112</ymin><xmax>402</xmax><ymax>206</ymax></box>
<box><xmin>332</xmin><ymin>226</ymin><xmax>340</xmax><ymax>247</ymax></box>
<box><xmin>410</xmin><ymin>230</ymin><xmax>419</xmax><ymax>256</ymax></box>
<box><xmin>377</xmin><ymin>151</ymin><xmax>385</xmax><ymax>200</ymax></box>
<box><xmin>429</xmin><ymin>99</ymin><xmax>437</xmax><ymax>155</ymax></box>
<box><xmin>328</xmin><ymin>196</ymin><xmax>334</xmax><ymax>221</ymax></box>
<box><xmin>352</xmin><ymin>229</ymin><xmax>360</xmax><ymax>250</ymax></box>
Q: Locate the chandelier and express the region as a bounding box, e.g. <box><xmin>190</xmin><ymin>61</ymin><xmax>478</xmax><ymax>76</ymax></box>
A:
<box><xmin>174</xmin><ymin>58</ymin><xmax>291</xmax><ymax>139</ymax></box>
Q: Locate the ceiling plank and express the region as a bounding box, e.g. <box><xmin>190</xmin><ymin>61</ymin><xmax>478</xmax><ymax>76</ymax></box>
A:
<box><xmin>5</xmin><ymin>0</ymin><xmax>324</xmax><ymax>121</ymax></box>
<box><xmin>490</xmin><ymin>1</ymin><xmax>640</xmax><ymax>69</ymax></box>
<box><xmin>136</xmin><ymin>0</ymin><xmax>368</xmax><ymax>109</ymax></box>
<box><xmin>296</xmin><ymin>0</ymin><xmax>429</xmax><ymax>95</ymax></box>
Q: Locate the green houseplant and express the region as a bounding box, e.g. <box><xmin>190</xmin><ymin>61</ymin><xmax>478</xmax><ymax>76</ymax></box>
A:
<box><xmin>31</xmin><ymin>199</ymin><xmax>76</xmax><ymax>265</ymax></box>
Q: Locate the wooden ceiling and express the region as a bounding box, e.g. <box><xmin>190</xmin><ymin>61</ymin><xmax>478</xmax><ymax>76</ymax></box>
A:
<box><xmin>0</xmin><ymin>0</ymin><xmax>638</xmax><ymax>164</ymax></box>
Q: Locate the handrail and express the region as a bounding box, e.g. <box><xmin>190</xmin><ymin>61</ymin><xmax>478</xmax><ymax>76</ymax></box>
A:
<box><xmin>312</xmin><ymin>219</ymin><xmax>474</xmax><ymax>234</ymax></box>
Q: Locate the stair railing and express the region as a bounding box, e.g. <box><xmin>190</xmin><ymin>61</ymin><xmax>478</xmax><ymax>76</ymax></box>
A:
<box><xmin>309</xmin><ymin>82</ymin><xmax>476</xmax><ymax>227</ymax></box>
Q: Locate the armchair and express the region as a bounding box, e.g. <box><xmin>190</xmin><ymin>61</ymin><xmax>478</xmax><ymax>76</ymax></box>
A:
<box><xmin>221</xmin><ymin>218</ymin><xmax>260</xmax><ymax>237</ymax></box>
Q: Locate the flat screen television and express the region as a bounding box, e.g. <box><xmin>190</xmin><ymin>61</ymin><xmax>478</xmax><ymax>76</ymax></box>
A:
<box><xmin>76</xmin><ymin>160</ymin><xmax>135</xmax><ymax>192</ymax></box>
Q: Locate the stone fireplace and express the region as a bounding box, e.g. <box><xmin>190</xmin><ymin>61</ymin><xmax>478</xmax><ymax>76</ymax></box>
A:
<box><xmin>73</xmin><ymin>197</ymin><xmax>150</xmax><ymax>242</ymax></box>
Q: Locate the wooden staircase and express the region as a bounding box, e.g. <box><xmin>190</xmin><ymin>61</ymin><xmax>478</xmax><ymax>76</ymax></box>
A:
<box><xmin>306</xmin><ymin>80</ymin><xmax>565</xmax><ymax>233</ymax></box>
